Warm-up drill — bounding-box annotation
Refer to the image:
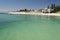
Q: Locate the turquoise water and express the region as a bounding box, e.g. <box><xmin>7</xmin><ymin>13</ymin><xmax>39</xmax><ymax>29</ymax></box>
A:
<box><xmin>0</xmin><ymin>13</ymin><xmax>60</xmax><ymax>40</ymax></box>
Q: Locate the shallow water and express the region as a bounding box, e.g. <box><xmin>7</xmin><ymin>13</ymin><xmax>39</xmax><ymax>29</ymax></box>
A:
<box><xmin>0</xmin><ymin>13</ymin><xmax>60</xmax><ymax>40</ymax></box>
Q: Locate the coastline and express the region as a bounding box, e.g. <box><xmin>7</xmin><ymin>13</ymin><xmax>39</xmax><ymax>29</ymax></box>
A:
<box><xmin>8</xmin><ymin>12</ymin><xmax>60</xmax><ymax>16</ymax></box>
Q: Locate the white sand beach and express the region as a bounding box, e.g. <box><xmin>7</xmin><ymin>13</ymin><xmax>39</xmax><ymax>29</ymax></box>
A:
<box><xmin>8</xmin><ymin>12</ymin><xmax>60</xmax><ymax>16</ymax></box>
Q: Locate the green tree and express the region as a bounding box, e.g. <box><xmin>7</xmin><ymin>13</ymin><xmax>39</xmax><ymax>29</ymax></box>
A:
<box><xmin>47</xmin><ymin>5</ymin><xmax>50</xmax><ymax>8</ymax></box>
<box><xmin>50</xmin><ymin>4</ymin><xmax>55</xmax><ymax>9</ymax></box>
<box><xmin>50</xmin><ymin>4</ymin><xmax>60</xmax><ymax>13</ymax></box>
<box><xmin>25</xmin><ymin>9</ymin><xmax>27</xmax><ymax>12</ymax></box>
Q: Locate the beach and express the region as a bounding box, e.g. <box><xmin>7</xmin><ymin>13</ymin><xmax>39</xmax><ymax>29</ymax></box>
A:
<box><xmin>8</xmin><ymin>12</ymin><xmax>60</xmax><ymax>16</ymax></box>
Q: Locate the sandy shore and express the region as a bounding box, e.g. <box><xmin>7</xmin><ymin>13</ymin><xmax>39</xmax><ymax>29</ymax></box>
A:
<box><xmin>8</xmin><ymin>12</ymin><xmax>60</xmax><ymax>16</ymax></box>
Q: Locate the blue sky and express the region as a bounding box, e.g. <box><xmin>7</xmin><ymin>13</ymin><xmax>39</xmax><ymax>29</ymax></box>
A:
<box><xmin>0</xmin><ymin>0</ymin><xmax>60</xmax><ymax>11</ymax></box>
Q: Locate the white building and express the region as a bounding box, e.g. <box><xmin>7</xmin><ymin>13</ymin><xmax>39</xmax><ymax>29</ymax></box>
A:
<box><xmin>42</xmin><ymin>8</ymin><xmax>53</xmax><ymax>13</ymax></box>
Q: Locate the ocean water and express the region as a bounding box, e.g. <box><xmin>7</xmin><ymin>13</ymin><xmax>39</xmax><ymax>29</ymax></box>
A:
<box><xmin>0</xmin><ymin>13</ymin><xmax>60</xmax><ymax>40</ymax></box>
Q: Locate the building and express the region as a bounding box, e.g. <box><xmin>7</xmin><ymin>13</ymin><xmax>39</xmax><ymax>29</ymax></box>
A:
<box><xmin>42</xmin><ymin>8</ymin><xmax>53</xmax><ymax>13</ymax></box>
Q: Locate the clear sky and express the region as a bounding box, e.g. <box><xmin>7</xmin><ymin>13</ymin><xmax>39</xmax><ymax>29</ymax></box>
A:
<box><xmin>0</xmin><ymin>0</ymin><xmax>60</xmax><ymax>11</ymax></box>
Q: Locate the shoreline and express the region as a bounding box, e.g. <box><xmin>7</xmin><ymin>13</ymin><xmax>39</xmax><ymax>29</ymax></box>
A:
<box><xmin>8</xmin><ymin>12</ymin><xmax>60</xmax><ymax>16</ymax></box>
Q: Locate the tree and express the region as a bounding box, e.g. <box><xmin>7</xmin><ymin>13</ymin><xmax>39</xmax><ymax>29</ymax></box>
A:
<box><xmin>25</xmin><ymin>9</ymin><xmax>27</xmax><ymax>12</ymax></box>
<box><xmin>50</xmin><ymin>4</ymin><xmax>55</xmax><ymax>9</ymax></box>
<box><xmin>50</xmin><ymin>4</ymin><xmax>60</xmax><ymax>13</ymax></box>
<box><xmin>47</xmin><ymin>5</ymin><xmax>50</xmax><ymax>8</ymax></box>
<box><xmin>54</xmin><ymin>6</ymin><xmax>60</xmax><ymax>12</ymax></box>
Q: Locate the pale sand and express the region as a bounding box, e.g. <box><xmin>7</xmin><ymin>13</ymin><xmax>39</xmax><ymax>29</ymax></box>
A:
<box><xmin>8</xmin><ymin>12</ymin><xmax>60</xmax><ymax>16</ymax></box>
